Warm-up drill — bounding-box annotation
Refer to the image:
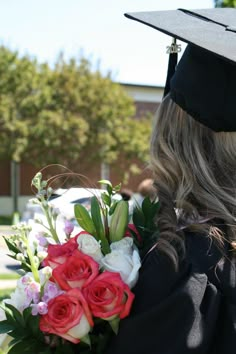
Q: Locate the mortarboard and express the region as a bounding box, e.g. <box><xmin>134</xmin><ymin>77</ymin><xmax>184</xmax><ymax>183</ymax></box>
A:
<box><xmin>125</xmin><ymin>8</ymin><xmax>236</xmax><ymax>132</ymax></box>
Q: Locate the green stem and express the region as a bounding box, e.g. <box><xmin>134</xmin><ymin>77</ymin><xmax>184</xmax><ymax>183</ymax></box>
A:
<box><xmin>101</xmin><ymin>237</ymin><xmax>111</xmax><ymax>255</ymax></box>
<box><xmin>23</xmin><ymin>232</ymin><xmax>40</xmax><ymax>283</ymax></box>
<box><xmin>43</xmin><ymin>206</ymin><xmax>60</xmax><ymax>243</ymax></box>
<box><xmin>103</xmin><ymin>208</ymin><xmax>110</xmax><ymax>242</ymax></box>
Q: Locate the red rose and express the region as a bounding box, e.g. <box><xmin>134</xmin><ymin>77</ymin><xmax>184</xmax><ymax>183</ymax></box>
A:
<box><xmin>43</xmin><ymin>237</ymin><xmax>78</xmax><ymax>269</ymax></box>
<box><xmin>83</xmin><ymin>271</ymin><xmax>135</xmax><ymax>320</ymax></box>
<box><xmin>52</xmin><ymin>250</ymin><xmax>99</xmax><ymax>290</ymax></box>
<box><xmin>40</xmin><ymin>288</ymin><xmax>93</xmax><ymax>344</ymax></box>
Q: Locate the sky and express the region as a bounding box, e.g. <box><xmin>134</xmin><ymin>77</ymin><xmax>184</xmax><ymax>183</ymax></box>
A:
<box><xmin>0</xmin><ymin>0</ymin><xmax>213</xmax><ymax>87</ymax></box>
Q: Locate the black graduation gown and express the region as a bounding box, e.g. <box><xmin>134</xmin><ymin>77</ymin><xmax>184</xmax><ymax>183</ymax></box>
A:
<box><xmin>106</xmin><ymin>232</ymin><xmax>236</xmax><ymax>354</ymax></box>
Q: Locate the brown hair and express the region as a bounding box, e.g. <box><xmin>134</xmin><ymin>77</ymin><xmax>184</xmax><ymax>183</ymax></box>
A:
<box><xmin>150</xmin><ymin>95</ymin><xmax>236</xmax><ymax>267</ymax></box>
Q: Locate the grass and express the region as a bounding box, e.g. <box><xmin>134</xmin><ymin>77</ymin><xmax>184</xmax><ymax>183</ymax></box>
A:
<box><xmin>0</xmin><ymin>274</ymin><xmax>19</xmax><ymax>281</ymax></box>
<box><xmin>0</xmin><ymin>216</ymin><xmax>12</xmax><ymax>226</ymax></box>
<box><xmin>0</xmin><ymin>288</ymin><xmax>13</xmax><ymax>301</ymax></box>
<box><xmin>0</xmin><ymin>274</ymin><xmax>17</xmax><ymax>301</ymax></box>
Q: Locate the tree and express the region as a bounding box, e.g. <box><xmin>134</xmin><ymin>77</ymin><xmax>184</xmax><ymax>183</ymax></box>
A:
<box><xmin>0</xmin><ymin>48</ymin><xmax>89</xmax><ymax>166</ymax></box>
<box><xmin>0</xmin><ymin>47</ymin><xmax>151</xmax><ymax>190</ymax></box>
<box><xmin>215</xmin><ymin>0</ymin><xmax>236</xmax><ymax>7</ymax></box>
<box><xmin>48</xmin><ymin>55</ymin><xmax>142</xmax><ymax>166</ymax></box>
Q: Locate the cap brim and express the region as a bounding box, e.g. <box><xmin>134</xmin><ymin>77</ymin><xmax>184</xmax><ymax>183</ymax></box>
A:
<box><xmin>125</xmin><ymin>8</ymin><xmax>236</xmax><ymax>64</ymax></box>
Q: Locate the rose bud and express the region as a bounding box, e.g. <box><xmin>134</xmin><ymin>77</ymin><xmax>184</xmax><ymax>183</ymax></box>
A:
<box><xmin>76</xmin><ymin>231</ymin><xmax>103</xmax><ymax>263</ymax></box>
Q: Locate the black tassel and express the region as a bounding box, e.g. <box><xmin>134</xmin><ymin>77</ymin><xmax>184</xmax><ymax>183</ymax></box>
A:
<box><xmin>163</xmin><ymin>38</ymin><xmax>181</xmax><ymax>98</ymax></box>
<box><xmin>163</xmin><ymin>51</ymin><xmax>178</xmax><ymax>97</ymax></box>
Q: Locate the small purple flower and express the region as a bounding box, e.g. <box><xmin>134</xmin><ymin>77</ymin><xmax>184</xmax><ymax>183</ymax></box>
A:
<box><xmin>21</xmin><ymin>275</ymin><xmax>32</xmax><ymax>285</ymax></box>
<box><xmin>31</xmin><ymin>302</ymin><xmax>48</xmax><ymax>316</ymax></box>
<box><xmin>25</xmin><ymin>282</ymin><xmax>40</xmax><ymax>304</ymax></box>
<box><xmin>42</xmin><ymin>281</ymin><xmax>64</xmax><ymax>303</ymax></box>
<box><xmin>35</xmin><ymin>233</ymin><xmax>48</xmax><ymax>247</ymax></box>
<box><xmin>64</xmin><ymin>220</ymin><xmax>74</xmax><ymax>236</ymax></box>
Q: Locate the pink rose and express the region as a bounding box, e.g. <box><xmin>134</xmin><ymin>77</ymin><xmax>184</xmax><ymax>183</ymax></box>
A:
<box><xmin>52</xmin><ymin>250</ymin><xmax>99</xmax><ymax>290</ymax></box>
<box><xmin>43</xmin><ymin>237</ymin><xmax>78</xmax><ymax>269</ymax></box>
<box><xmin>40</xmin><ymin>288</ymin><xmax>93</xmax><ymax>344</ymax></box>
<box><xmin>83</xmin><ymin>271</ymin><xmax>135</xmax><ymax>320</ymax></box>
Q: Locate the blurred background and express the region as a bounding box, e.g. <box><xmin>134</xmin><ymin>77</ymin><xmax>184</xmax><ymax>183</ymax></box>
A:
<box><xmin>0</xmin><ymin>0</ymin><xmax>233</xmax><ymax>223</ymax></box>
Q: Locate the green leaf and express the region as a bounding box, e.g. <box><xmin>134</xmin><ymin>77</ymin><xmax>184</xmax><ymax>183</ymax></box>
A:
<box><xmin>113</xmin><ymin>183</ymin><xmax>121</xmax><ymax>192</ymax></box>
<box><xmin>132</xmin><ymin>205</ymin><xmax>145</xmax><ymax>231</ymax></box>
<box><xmin>91</xmin><ymin>197</ymin><xmax>110</xmax><ymax>254</ymax></box>
<box><xmin>9</xmin><ymin>337</ymin><xmax>23</xmax><ymax>347</ymax></box>
<box><xmin>109</xmin><ymin>200</ymin><xmax>129</xmax><ymax>242</ymax></box>
<box><xmin>3</xmin><ymin>236</ymin><xmax>19</xmax><ymax>254</ymax></box>
<box><xmin>91</xmin><ymin>196</ymin><xmax>105</xmax><ymax>238</ymax></box>
<box><xmin>8</xmin><ymin>328</ymin><xmax>26</xmax><ymax>339</ymax></box>
<box><xmin>27</xmin><ymin>314</ymin><xmax>41</xmax><ymax>337</ymax></box>
<box><xmin>101</xmin><ymin>192</ymin><xmax>111</xmax><ymax>207</ymax></box>
<box><xmin>141</xmin><ymin>197</ymin><xmax>160</xmax><ymax>231</ymax></box>
<box><xmin>98</xmin><ymin>180</ymin><xmax>113</xmax><ymax>195</ymax></box>
<box><xmin>23</xmin><ymin>307</ymin><xmax>32</xmax><ymax>323</ymax></box>
<box><xmin>98</xmin><ymin>179</ymin><xmax>112</xmax><ymax>187</ymax></box>
<box><xmin>141</xmin><ymin>197</ymin><xmax>153</xmax><ymax>220</ymax></box>
<box><xmin>0</xmin><ymin>320</ymin><xmax>15</xmax><ymax>333</ymax></box>
<box><xmin>8</xmin><ymin>339</ymin><xmax>38</xmax><ymax>354</ymax></box>
<box><xmin>108</xmin><ymin>317</ymin><xmax>120</xmax><ymax>334</ymax></box>
<box><xmin>53</xmin><ymin>343</ymin><xmax>74</xmax><ymax>354</ymax></box>
<box><xmin>108</xmin><ymin>200</ymin><xmax>118</xmax><ymax>216</ymax></box>
<box><xmin>4</xmin><ymin>303</ymin><xmax>25</xmax><ymax>327</ymax></box>
<box><xmin>74</xmin><ymin>204</ymin><xmax>97</xmax><ymax>236</ymax></box>
<box><xmin>80</xmin><ymin>334</ymin><xmax>91</xmax><ymax>347</ymax></box>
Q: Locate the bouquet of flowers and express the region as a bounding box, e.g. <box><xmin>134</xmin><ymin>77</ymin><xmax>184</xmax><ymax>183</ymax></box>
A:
<box><xmin>0</xmin><ymin>171</ymin><xmax>159</xmax><ymax>354</ymax></box>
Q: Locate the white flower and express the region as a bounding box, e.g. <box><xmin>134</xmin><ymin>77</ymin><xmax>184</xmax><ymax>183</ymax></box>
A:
<box><xmin>4</xmin><ymin>268</ymin><xmax>53</xmax><ymax>313</ymax></box>
<box><xmin>37</xmin><ymin>251</ymin><xmax>48</xmax><ymax>262</ymax></box>
<box><xmin>77</xmin><ymin>233</ymin><xmax>103</xmax><ymax>263</ymax></box>
<box><xmin>101</xmin><ymin>239</ymin><xmax>141</xmax><ymax>288</ymax></box>
<box><xmin>5</xmin><ymin>275</ymin><xmax>39</xmax><ymax>312</ymax></box>
<box><xmin>41</xmin><ymin>266</ymin><xmax>52</xmax><ymax>279</ymax></box>
<box><xmin>110</xmin><ymin>237</ymin><xmax>134</xmax><ymax>255</ymax></box>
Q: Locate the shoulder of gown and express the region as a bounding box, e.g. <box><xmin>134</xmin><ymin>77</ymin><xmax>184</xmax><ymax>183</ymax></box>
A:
<box><xmin>106</xmin><ymin>232</ymin><xmax>236</xmax><ymax>354</ymax></box>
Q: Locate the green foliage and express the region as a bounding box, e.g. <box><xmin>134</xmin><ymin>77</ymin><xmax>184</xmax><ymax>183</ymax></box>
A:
<box><xmin>132</xmin><ymin>196</ymin><xmax>160</xmax><ymax>258</ymax></box>
<box><xmin>90</xmin><ymin>197</ymin><xmax>110</xmax><ymax>254</ymax></box>
<box><xmin>0</xmin><ymin>46</ymin><xmax>151</xmax><ymax>175</ymax></box>
<box><xmin>109</xmin><ymin>201</ymin><xmax>129</xmax><ymax>242</ymax></box>
<box><xmin>215</xmin><ymin>0</ymin><xmax>236</xmax><ymax>7</ymax></box>
<box><xmin>0</xmin><ymin>303</ymin><xmax>46</xmax><ymax>353</ymax></box>
<box><xmin>74</xmin><ymin>204</ymin><xmax>97</xmax><ymax>236</ymax></box>
<box><xmin>0</xmin><ymin>303</ymin><xmax>82</xmax><ymax>354</ymax></box>
<box><xmin>0</xmin><ymin>215</ymin><xmax>12</xmax><ymax>225</ymax></box>
<box><xmin>0</xmin><ymin>288</ymin><xmax>13</xmax><ymax>302</ymax></box>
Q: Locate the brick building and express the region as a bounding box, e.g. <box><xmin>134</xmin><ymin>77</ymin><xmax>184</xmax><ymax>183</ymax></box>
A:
<box><xmin>0</xmin><ymin>83</ymin><xmax>163</xmax><ymax>215</ymax></box>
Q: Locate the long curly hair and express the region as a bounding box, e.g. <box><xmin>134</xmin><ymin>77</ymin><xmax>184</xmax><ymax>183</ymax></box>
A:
<box><xmin>150</xmin><ymin>95</ymin><xmax>236</xmax><ymax>268</ymax></box>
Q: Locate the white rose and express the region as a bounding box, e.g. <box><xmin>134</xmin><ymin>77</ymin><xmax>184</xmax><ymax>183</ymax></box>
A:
<box><xmin>101</xmin><ymin>247</ymin><xmax>141</xmax><ymax>288</ymax></box>
<box><xmin>77</xmin><ymin>233</ymin><xmax>103</xmax><ymax>263</ymax></box>
<box><xmin>110</xmin><ymin>237</ymin><xmax>134</xmax><ymax>255</ymax></box>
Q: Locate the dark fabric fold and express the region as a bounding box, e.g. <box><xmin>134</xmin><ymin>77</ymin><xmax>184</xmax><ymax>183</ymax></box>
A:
<box><xmin>106</xmin><ymin>233</ymin><xmax>236</xmax><ymax>354</ymax></box>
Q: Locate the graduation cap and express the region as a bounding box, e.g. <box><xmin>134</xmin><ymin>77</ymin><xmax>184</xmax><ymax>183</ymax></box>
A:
<box><xmin>125</xmin><ymin>8</ymin><xmax>236</xmax><ymax>132</ymax></box>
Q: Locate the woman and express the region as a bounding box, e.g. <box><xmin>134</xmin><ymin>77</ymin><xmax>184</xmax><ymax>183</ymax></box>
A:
<box><xmin>107</xmin><ymin>8</ymin><xmax>236</xmax><ymax>354</ymax></box>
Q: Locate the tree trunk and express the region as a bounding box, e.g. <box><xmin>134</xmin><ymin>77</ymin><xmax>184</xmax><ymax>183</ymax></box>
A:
<box><xmin>11</xmin><ymin>160</ymin><xmax>19</xmax><ymax>215</ymax></box>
